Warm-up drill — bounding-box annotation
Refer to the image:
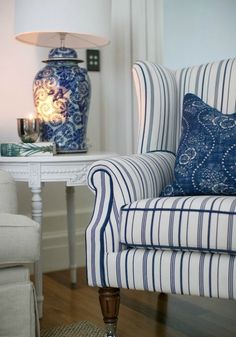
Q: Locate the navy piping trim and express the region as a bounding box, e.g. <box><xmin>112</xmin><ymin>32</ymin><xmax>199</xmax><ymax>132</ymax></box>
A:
<box><xmin>125</xmin><ymin>250</ymin><xmax>129</xmax><ymax>289</ymax></box>
<box><xmin>89</xmin><ymin>162</ymin><xmax>131</xmax><ymax>202</ymax></box>
<box><xmin>180</xmin><ymin>252</ymin><xmax>184</xmax><ymax>294</ymax></box>
<box><xmin>85</xmin><ymin>171</ymin><xmax>102</xmax><ymax>285</ymax></box>
<box><xmin>152</xmin><ymin>251</ymin><xmax>156</xmax><ymax>292</ymax></box>
<box><xmin>147</xmin><ymin>149</ymin><xmax>176</xmax><ymax>156</ymax></box>
<box><xmin>221</xmin><ymin>59</ymin><xmax>230</xmax><ymax>112</ymax></box>
<box><xmin>153</xmin><ymin>64</ymin><xmax>167</xmax><ymax>150</ymax></box>
<box><xmin>209</xmin><ymin>254</ymin><xmax>213</xmax><ymax>297</ymax></box>
<box><xmin>122</xmin><ymin>243</ymin><xmax>236</xmax><ymax>255</ymax></box>
<box><xmin>136</xmin><ymin>63</ymin><xmax>148</xmax><ymax>153</ymax></box>
<box><xmin>90</xmin><ymin>169</ymin><xmax>114</xmax><ymax>287</ymax></box>
<box><xmin>121</xmin><ymin>207</ymin><xmax>236</xmax><ymax>215</ymax></box>
<box><xmin>201</xmin><ymin>63</ymin><xmax>208</xmax><ymax>98</ymax></box>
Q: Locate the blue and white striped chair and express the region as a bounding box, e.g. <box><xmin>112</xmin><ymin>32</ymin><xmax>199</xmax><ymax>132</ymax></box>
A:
<box><xmin>86</xmin><ymin>58</ymin><xmax>236</xmax><ymax>336</ymax></box>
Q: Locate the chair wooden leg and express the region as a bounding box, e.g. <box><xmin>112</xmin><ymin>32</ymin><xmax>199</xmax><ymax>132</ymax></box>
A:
<box><xmin>157</xmin><ymin>292</ymin><xmax>168</xmax><ymax>324</ymax></box>
<box><xmin>99</xmin><ymin>287</ymin><xmax>120</xmax><ymax>337</ymax></box>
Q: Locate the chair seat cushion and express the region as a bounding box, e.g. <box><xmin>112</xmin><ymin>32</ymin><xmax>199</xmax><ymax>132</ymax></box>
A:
<box><xmin>120</xmin><ymin>195</ymin><xmax>236</xmax><ymax>254</ymax></box>
<box><xmin>0</xmin><ymin>214</ymin><xmax>40</xmax><ymax>265</ymax></box>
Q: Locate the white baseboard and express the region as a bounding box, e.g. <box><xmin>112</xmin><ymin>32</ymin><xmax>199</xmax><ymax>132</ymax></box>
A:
<box><xmin>40</xmin><ymin>208</ymin><xmax>91</xmax><ymax>273</ymax></box>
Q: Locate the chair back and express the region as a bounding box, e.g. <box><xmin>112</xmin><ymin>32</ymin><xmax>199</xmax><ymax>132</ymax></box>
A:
<box><xmin>0</xmin><ymin>170</ymin><xmax>18</xmax><ymax>214</ymax></box>
<box><xmin>133</xmin><ymin>58</ymin><xmax>236</xmax><ymax>154</ymax></box>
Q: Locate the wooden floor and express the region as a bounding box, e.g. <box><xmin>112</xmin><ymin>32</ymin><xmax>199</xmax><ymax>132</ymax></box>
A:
<box><xmin>40</xmin><ymin>267</ymin><xmax>236</xmax><ymax>337</ymax></box>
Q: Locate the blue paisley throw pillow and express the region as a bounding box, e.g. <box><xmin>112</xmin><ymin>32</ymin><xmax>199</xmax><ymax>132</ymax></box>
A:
<box><xmin>162</xmin><ymin>93</ymin><xmax>236</xmax><ymax>196</ymax></box>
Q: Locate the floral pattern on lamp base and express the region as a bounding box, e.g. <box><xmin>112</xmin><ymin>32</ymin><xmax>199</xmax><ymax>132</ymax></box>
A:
<box><xmin>33</xmin><ymin>47</ymin><xmax>91</xmax><ymax>153</ymax></box>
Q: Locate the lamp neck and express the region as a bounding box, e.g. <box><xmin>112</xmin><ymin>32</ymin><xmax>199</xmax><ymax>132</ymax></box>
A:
<box><xmin>59</xmin><ymin>33</ymin><xmax>67</xmax><ymax>48</ymax></box>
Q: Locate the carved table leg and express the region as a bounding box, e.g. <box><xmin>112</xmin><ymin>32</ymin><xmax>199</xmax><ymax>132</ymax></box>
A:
<box><xmin>31</xmin><ymin>186</ymin><xmax>44</xmax><ymax>319</ymax></box>
<box><xmin>99</xmin><ymin>287</ymin><xmax>120</xmax><ymax>337</ymax></box>
<box><xmin>66</xmin><ymin>186</ymin><xmax>77</xmax><ymax>287</ymax></box>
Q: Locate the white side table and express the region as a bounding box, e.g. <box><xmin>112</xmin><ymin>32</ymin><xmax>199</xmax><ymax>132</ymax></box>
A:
<box><xmin>0</xmin><ymin>151</ymin><xmax>116</xmax><ymax>318</ymax></box>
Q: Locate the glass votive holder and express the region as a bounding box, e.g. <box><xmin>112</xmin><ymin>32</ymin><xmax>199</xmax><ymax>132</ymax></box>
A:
<box><xmin>17</xmin><ymin>117</ymin><xmax>40</xmax><ymax>143</ymax></box>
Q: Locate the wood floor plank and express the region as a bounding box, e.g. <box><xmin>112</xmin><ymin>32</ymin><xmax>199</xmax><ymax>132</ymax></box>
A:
<box><xmin>40</xmin><ymin>268</ymin><xmax>236</xmax><ymax>337</ymax></box>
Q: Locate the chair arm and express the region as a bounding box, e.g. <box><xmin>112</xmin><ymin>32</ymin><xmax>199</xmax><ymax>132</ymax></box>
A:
<box><xmin>86</xmin><ymin>151</ymin><xmax>175</xmax><ymax>287</ymax></box>
<box><xmin>0</xmin><ymin>170</ymin><xmax>18</xmax><ymax>214</ymax></box>
<box><xmin>88</xmin><ymin>151</ymin><xmax>175</xmax><ymax>204</ymax></box>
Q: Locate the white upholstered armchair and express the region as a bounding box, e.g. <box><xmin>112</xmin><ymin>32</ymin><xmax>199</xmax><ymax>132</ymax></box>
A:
<box><xmin>86</xmin><ymin>58</ymin><xmax>236</xmax><ymax>336</ymax></box>
<box><xmin>0</xmin><ymin>170</ymin><xmax>40</xmax><ymax>337</ymax></box>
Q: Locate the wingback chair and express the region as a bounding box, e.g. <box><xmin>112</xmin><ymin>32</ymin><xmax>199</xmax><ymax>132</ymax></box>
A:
<box><xmin>86</xmin><ymin>58</ymin><xmax>236</xmax><ymax>336</ymax></box>
<box><xmin>0</xmin><ymin>170</ymin><xmax>40</xmax><ymax>337</ymax></box>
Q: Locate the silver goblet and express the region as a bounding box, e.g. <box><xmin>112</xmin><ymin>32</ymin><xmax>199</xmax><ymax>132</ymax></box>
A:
<box><xmin>17</xmin><ymin>117</ymin><xmax>40</xmax><ymax>143</ymax></box>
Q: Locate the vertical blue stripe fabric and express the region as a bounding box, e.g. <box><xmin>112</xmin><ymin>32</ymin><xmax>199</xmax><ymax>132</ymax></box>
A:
<box><xmin>133</xmin><ymin>61</ymin><xmax>178</xmax><ymax>154</ymax></box>
<box><xmin>133</xmin><ymin>58</ymin><xmax>236</xmax><ymax>154</ymax></box>
<box><xmin>86</xmin><ymin>151</ymin><xmax>175</xmax><ymax>287</ymax></box>
<box><xmin>104</xmin><ymin>249</ymin><xmax>236</xmax><ymax>299</ymax></box>
<box><xmin>86</xmin><ymin>58</ymin><xmax>236</xmax><ymax>301</ymax></box>
<box><xmin>119</xmin><ymin>195</ymin><xmax>236</xmax><ymax>254</ymax></box>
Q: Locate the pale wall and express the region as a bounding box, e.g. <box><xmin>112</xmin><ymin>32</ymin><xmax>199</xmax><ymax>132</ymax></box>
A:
<box><xmin>163</xmin><ymin>0</ymin><xmax>236</xmax><ymax>69</ymax></box>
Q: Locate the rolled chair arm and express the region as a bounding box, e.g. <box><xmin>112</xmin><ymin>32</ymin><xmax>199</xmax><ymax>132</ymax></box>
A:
<box><xmin>86</xmin><ymin>151</ymin><xmax>175</xmax><ymax>287</ymax></box>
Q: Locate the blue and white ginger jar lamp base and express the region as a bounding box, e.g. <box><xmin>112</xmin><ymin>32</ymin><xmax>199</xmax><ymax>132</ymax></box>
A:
<box><xmin>33</xmin><ymin>47</ymin><xmax>91</xmax><ymax>153</ymax></box>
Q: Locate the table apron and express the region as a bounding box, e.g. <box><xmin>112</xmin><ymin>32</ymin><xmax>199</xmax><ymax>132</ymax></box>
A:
<box><xmin>0</xmin><ymin>160</ymin><xmax>94</xmax><ymax>187</ymax></box>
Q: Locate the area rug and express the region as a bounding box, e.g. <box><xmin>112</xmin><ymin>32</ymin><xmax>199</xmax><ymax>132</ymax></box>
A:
<box><xmin>40</xmin><ymin>320</ymin><xmax>105</xmax><ymax>337</ymax></box>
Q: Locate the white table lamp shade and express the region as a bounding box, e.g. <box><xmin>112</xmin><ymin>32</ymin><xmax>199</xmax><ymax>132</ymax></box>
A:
<box><xmin>15</xmin><ymin>0</ymin><xmax>111</xmax><ymax>48</ymax></box>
